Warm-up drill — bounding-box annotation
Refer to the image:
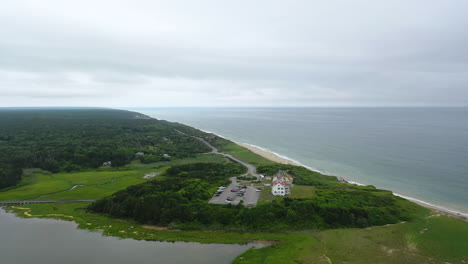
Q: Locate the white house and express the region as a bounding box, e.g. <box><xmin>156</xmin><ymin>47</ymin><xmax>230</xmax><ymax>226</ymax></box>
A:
<box><xmin>271</xmin><ymin>170</ymin><xmax>290</xmax><ymax>196</ymax></box>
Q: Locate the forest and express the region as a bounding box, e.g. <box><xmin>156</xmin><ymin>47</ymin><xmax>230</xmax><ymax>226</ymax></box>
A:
<box><xmin>0</xmin><ymin>108</ymin><xmax>213</xmax><ymax>189</ymax></box>
<box><xmin>89</xmin><ymin>162</ymin><xmax>417</xmax><ymax>231</ymax></box>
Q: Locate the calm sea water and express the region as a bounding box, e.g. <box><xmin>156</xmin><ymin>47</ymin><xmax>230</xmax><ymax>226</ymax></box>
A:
<box><xmin>136</xmin><ymin>107</ymin><xmax>468</xmax><ymax>215</ymax></box>
<box><xmin>0</xmin><ymin>209</ymin><xmax>251</xmax><ymax>264</ymax></box>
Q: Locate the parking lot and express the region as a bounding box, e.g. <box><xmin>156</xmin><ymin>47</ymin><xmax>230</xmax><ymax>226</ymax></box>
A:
<box><xmin>208</xmin><ymin>177</ymin><xmax>261</xmax><ymax>207</ymax></box>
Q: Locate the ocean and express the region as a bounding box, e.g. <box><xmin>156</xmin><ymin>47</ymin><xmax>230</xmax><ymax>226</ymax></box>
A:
<box><xmin>133</xmin><ymin>107</ymin><xmax>468</xmax><ymax>215</ymax></box>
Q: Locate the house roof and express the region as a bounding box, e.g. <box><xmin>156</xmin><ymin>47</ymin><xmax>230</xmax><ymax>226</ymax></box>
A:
<box><xmin>272</xmin><ymin>170</ymin><xmax>288</xmax><ymax>187</ymax></box>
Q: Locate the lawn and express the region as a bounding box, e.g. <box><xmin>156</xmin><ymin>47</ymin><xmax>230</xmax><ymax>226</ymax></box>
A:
<box><xmin>258</xmin><ymin>186</ymin><xmax>316</xmax><ymax>204</ymax></box>
<box><xmin>289</xmin><ymin>186</ymin><xmax>316</xmax><ymax>198</ymax></box>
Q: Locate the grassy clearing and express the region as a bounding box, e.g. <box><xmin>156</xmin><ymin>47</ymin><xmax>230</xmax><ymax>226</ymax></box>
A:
<box><xmin>258</xmin><ymin>186</ymin><xmax>316</xmax><ymax>204</ymax></box>
<box><xmin>0</xmin><ymin>173</ymin><xmax>73</xmax><ymax>200</ymax></box>
<box><xmin>258</xmin><ymin>187</ymin><xmax>282</xmax><ymax>204</ymax></box>
<box><xmin>232</xmin><ymin>233</ymin><xmax>327</xmax><ymax>264</ymax></box>
<box><xmin>0</xmin><ymin>154</ymin><xmax>226</xmax><ymax>201</ymax></box>
<box><xmin>314</xmin><ymin>214</ymin><xmax>468</xmax><ymax>264</ymax></box>
<box><xmin>410</xmin><ymin>215</ymin><xmax>468</xmax><ymax>261</ymax></box>
<box><xmin>0</xmin><ymin>169</ymin><xmax>150</xmax><ymax>201</ymax></box>
<box><xmin>218</xmin><ymin>143</ymin><xmax>277</xmax><ymax>167</ymax></box>
<box><xmin>289</xmin><ymin>186</ymin><xmax>316</xmax><ymax>198</ymax></box>
<box><xmin>131</xmin><ymin>153</ymin><xmax>228</xmax><ymax>170</ymax></box>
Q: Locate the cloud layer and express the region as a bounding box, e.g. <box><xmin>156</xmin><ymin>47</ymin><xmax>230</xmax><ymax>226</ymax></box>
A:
<box><xmin>1</xmin><ymin>0</ymin><xmax>468</xmax><ymax>107</ymax></box>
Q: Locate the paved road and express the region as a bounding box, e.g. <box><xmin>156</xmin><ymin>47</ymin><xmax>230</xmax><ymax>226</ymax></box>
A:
<box><xmin>177</xmin><ymin>130</ymin><xmax>257</xmax><ymax>176</ymax></box>
<box><xmin>0</xmin><ymin>199</ymin><xmax>96</xmax><ymax>205</ymax></box>
<box><xmin>176</xmin><ymin>130</ymin><xmax>261</xmax><ymax>206</ymax></box>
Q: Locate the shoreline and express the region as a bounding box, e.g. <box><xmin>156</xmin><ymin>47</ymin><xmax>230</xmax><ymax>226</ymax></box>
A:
<box><xmin>235</xmin><ymin>142</ymin><xmax>468</xmax><ymax>222</ymax></box>
<box><xmin>238</xmin><ymin>143</ymin><xmax>302</xmax><ymax>166</ymax></box>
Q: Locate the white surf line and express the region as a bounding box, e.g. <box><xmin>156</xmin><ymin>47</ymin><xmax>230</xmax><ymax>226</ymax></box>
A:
<box><xmin>190</xmin><ymin>127</ymin><xmax>468</xmax><ymax>218</ymax></box>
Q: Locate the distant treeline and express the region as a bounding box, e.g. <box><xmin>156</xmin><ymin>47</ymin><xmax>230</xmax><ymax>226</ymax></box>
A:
<box><xmin>0</xmin><ymin>109</ymin><xmax>216</xmax><ymax>189</ymax></box>
<box><xmin>89</xmin><ymin>162</ymin><xmax>419</xmax><ymax>231</ymax></box>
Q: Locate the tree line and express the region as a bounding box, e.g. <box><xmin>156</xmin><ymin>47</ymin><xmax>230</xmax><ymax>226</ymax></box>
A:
<box><xmin>89</xmin><ymin>162</ymin><xmax>418</xmax><ymax>231</ymax></box>
<box><xmin>0</xmin><ymin>108</ymin><xmax>214</xmax><ymax>189</ymax></box>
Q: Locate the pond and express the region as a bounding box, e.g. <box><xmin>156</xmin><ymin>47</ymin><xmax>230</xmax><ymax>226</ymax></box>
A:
<box><xmin>0</xmin><ymin>208</ymin><xmax>252</xmax><ymax>264</ymax></box>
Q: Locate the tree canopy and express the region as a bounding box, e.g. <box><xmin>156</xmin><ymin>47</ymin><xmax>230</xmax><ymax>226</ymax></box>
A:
<box><xmin>0</xmin><ymin>108</ymin><xmax>215</xmax><ymax>189</ymax></box>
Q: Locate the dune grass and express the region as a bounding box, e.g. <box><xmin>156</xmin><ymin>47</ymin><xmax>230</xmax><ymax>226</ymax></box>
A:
<box><xmin>218</xmin><ymin>142</ymin><xmax>277</xmax><ymax>167</ymax></box>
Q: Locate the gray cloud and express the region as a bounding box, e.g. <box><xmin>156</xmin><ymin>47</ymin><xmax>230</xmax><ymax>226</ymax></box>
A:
<box><xmin>1</xmin><ymin>0</ymin><xmax>468</xmax><ymax>107</ymax></box>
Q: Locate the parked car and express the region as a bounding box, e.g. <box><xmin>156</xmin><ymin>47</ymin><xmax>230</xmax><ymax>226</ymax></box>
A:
<box><xmin>226</xmin><ymin>197</ymin><xmax>233</xmax><ymax>201</ymax></box>
<box><xmin>256</xmin><ymin>188</ymin><xmax>262</xmax><ymax>192</ymax></box>
<box><xmin>230</xmin><ymin>189</ymin><xmax>237</xmax><ymax>192</ymax></box>
<box><xmin>214</xmin><ymin>193</ymin><xmax>221</xmax><ymax>196</ymax></box>
<box><xmin>237</xmin><ymin>193</ymin><xmax>244</xmax><ymax>197</ymax></box>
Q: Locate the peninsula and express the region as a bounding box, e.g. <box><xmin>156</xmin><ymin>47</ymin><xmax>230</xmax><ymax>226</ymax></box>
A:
<box><xmin>0</xmin><ymin>108</ymin><xmax>467</xmax><ymax>264</ymax></box>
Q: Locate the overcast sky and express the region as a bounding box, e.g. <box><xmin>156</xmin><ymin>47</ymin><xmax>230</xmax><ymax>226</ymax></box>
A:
<box><xmin>1</xmin><ymin>0</ymin><xmax>467</xmax><ymax>107</ymax></box>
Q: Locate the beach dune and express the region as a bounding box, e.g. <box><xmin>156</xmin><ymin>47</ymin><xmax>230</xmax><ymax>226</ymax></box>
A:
<box><xmin>239</xmin><ymin>143</ymin><xmax>301</xmax><ymax>166</ymax></box>
<box><xmin>237</xmin><ymin>142</ymin><xmax>468</xmax><ymax>222</ymax></box>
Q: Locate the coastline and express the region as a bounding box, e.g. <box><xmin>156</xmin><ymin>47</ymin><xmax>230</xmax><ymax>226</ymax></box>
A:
<box><xmin>235</xmin><ymin>142</ymin><xmax>468</xmax><ymax>222</ymax></box>
<box><xmin>238</xmin><ymin>143</ymin><xmax>302</xmax><ymax>166</ymax></box>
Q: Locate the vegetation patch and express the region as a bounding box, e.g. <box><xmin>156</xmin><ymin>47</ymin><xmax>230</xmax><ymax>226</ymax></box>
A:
<box><xmin>257</xmin><ymin>164</ymin><xmax>341</xmax><ymax>187</ymax></box>
<box><xmin>2</xmin><ymin>109</ymin><xmax>468</xmax><ymax>264</ymax></box>
<box><xmin>89</xmin><ymin>163</ymin><xmax>419</xmax><ymax>230</ymax></box>
<box><xmin>0</xmin><ymin>108</ymin><xmax>214</xmax><ymax>189</ymax></box>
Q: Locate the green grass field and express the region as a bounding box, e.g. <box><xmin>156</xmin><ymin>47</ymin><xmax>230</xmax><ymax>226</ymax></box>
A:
<box><xmin>6</xmin><ymin>202</ymin><xmax>467</xmax><ymax>264</ymax></box>
<box><xmin>314</xmin><ymin>214</ymin><xmax>468</xmax><ymax>264</ymax></box>
<box><xmin>1</xmin><ymin>146</ymin><xmax>468</xmax><ymax>264</ymax></box>
<box><xmin>218</xmin><ymin>142</ymin><xmax>276</xmax><ymax>167</ymax></box>
<box><xmin>258</xmin><ymin>186</ymin><xmax>316</xmax><ymax>204</ymax></box>
<box><xmin>0</xmin><ymin>154</ymin><xmax>227</xmax><ymax>201</ymax></box>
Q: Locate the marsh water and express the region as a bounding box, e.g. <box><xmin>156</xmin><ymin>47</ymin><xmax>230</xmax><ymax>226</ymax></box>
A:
<box><xmin>0</xmin><ymin>209</ymin><xmax>252</xmax><ymax>264</ymax></box>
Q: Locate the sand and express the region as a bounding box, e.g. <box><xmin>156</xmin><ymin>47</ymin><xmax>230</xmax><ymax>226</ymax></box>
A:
<box><xmin>237</xmin><ymin>142</ymin><xmax>468</xmax><ymax>222</ymax></box>
<box><xmin>239</xmin><ymin>143</ymin><xmax>301</xmax><ymax>166</ymax></box>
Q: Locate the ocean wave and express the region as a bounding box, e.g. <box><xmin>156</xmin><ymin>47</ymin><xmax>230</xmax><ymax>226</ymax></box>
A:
<box><xmin>199</xmin><ymin>128</ymin><xmax>468</xmax><ymax>217</ymax></box>
<box><xmin>393</xmin><ymin>193</ymin><xmax>468</xmax><ymax>218</ymax></box>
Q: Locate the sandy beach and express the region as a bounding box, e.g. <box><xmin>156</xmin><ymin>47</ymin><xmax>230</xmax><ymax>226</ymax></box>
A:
<box><xmin>238</xmin><ymin>142</ymin><xmax>468</xmax><ymax>222</ymax></box>
<box><xmin>239</xmin><ymin>143</ymin><xmax>301</xmax><ymax>166</ymax></box>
